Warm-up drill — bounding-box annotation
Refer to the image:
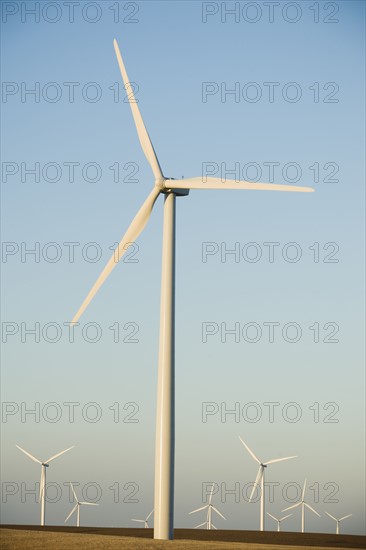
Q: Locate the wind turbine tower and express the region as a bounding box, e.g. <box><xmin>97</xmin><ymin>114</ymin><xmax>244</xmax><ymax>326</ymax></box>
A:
<box><xmin>65</xmin><ymin>482</ymin><xmax>98</xmax><ymax>527</ymax></box>
<box><xmin>16</xmin><ymin>444</ymin><xmax>73</xmax><ymax>526</ymax></box>
<box><xmin>282</xmin><ymin>479</ymin><xmax>320</xmax><ymax>533</ymax></box>
<box><xmin>239</xmin><ymin>437</ymin><xmax>297</xmax><ymax>531</ymax></box>
<box><xmin>70</xmin><ymin>39</ymin><xmax>314</xmax><ymax>540</ymax></box>
<box><xmin>189</xmin><ymin>484</ymin><xmax>226</xmax><ymax>530</ymax></box>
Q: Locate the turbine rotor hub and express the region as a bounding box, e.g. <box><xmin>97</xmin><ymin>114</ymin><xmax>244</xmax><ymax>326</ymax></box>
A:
<box><xmin>154</xmin><ymin>177</ymin><xmax>190</xmax><ymax>196</ymax></box>
<box><xmin>154</xmin><ymin>177</ymin><xmax>166</xmax><ymax>190</ymax></box>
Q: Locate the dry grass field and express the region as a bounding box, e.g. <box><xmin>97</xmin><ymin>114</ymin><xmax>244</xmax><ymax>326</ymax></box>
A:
<box><xmin>0</xmin><ymin>530</ymin><xmax>358</xmax><ymax>550</ymax></box>
<box><xmin>1</xmin><ymin>527</ymin><xmax>365</xmax><ymax>550</ymax></box>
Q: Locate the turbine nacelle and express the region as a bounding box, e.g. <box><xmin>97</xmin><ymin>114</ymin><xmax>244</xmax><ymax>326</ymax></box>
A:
<box><xmin>156</xmin><ymin>178</ymin><xmax>190</xmax><ymax>196</ymax></box>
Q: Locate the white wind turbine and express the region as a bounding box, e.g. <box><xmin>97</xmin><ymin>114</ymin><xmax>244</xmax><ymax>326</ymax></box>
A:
<box><xmin>189</xmin><ymin>484</ymin><xmax>226</xmax><ymax>530</ymax></box>
<box><xmin>325</xmin><ymin>511</ymin><xmax>352</xmax><ymax>535</ymax></box>
<box><xmin>16</xmin><ymin>444</ymin><xmax>73</xmax><ymax>526</ymax></box>
<box><xmin>239</xmin><ymin>437</ymin><xmax>297</xmax><ymax>531</ymax></box>
<box><xmin>65</xmin><ymin>482</ymin><xmax>99</xmax><ymax>527</ymax></box>
<box><xmin>282</xmin><ymin>478</ymin><xmax>320</xmax><ymax>533</ymax></box>
<box><xmin>131</xmin><ymin>509</ymin><xmax>154</xmax><ymax>528</ymax></box>
<box><xmin>266</xmin><ymin>512</ymin><xmax>292</xmax><ymax>532</ymax></box>
<box><xmin>70</xmin><ymin>38</ymin><xmax>314</xmax><ymax>540</ymax></box>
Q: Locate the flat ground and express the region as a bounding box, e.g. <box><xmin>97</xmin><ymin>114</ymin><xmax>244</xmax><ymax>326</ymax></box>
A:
<box><xmin>1</xmin><ymin>527</ymin><xmax>365</xmax><ymax>550</ymax></box>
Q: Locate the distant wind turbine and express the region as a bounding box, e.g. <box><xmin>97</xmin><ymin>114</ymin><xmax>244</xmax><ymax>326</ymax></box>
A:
<box><xmin>71</xmin><ymin>38</ymin><xmax>314</xmax><ymax>540</ymax></box>
<box><xmin>325</xmin><ymin>511</ymin><xmax>352</xmax><ymax>534</ymax></box>
<box><xmin>16</xmin><ymin>444</ymin><xmax>73</xmax><ymax>526</ymax></box>
<box><xmin>131</xmin><ymin>509</ymin><xmax>154</xmax><ymax>528</ymax></box>
<box><xmin>282</xmin><ymin>478</ymin><xmax>320</xmax><ymax>532</ymax></box>
<box><xmin>65</xmin><ymin>482</ymin><xmax>98</xmax><ymax>527</ymax></box>
<box><xmin>266</xmin><ymin>512</ymin><xmax>292</xmax><ymax>532</ymax></box>
<box><xmin>239</xmin><ymin>437</ymin><xmax>297</xmax><ymax>531</ymax></box>
<box><xmin>189</xmin><ymin>484</ymin><xmax>226</xmax><ymax>530</ymax></box>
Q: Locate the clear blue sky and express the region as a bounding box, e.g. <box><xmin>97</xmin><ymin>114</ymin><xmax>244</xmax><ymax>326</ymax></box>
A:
<box><xmin>1</xmin><ymin>0</ymin><xmax>365</xmax><ymax>535</ymax></box>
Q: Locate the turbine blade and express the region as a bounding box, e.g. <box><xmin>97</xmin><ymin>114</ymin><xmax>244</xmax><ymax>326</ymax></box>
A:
<box><xmin>281</xmin><ymin>514</ymin><xmax>292</xmax><ymax>521</ymax></box>
<box><xmin>212</xmin><ymin>524</ymin><xmax>217</xmax><ymax>530</ymax></box>
<box><xmin>131</xmin><ymin>519</ymin><xmax>145</xmax><ymax>523</ymax></box>
<box><xmin>70</xmin><ymin>482</ymin><xmax>77</xmax><ymax>502</ymax></box>
<box><xmin>194</xmin><ymin>522</ymin><xmax>206</xmax><ymax>528</ymax></box>
<box><xmin>339</xmin><ymin>514</ymin><xmax>352</xmax><ymax>521</ymax></box>
<box><xmin>282</xmin><ymin>502</ymin><xmax>301</xmax><ymax>512</ymax></box>
<box><xmin>16</xmin><ymin>445</ymin><xmax>41</xmax><ymax>464</ymax></box>
<box><xmin>39</xmin><ymin>467</ymin><xmax>45</xmax><ymax>501</ymax></box>
<box><xmin>302</xmin><ymin>478</ymin><xmax>307</xmax><ymax>501</ymax></box>
<box><xmin>79</xmin><ymin>502</ymin><xmax>98</xmax><ymax>506</ymax></box>
<box><xmin>46</xmin><ymin>446</ymin><xmax>74</xmax><ymax>463</ymax></box>
<box><xmin>305</xmin><ymin>503</ymin><xmax>321</xmax><ymax>517</ymax></box>
<box><xmin>325</xmin><ymin>511</ymin><xmax>337</xmax><ymax>521</ymax></box>
<box><xmin>249</xmin><ymin>466</ymin><xmax>262</xmax><ymax>502</ymax></box>
<box><xmin>113</xmin><ymin>39</ymin><xmax>163</xmax><ymax>180</ymax></box>
<box><xmin>189</xmin><ymin>505</ymin><xmax>208</xmax><ymax>514</ymax></box>
<box><xmin>208</xmin><ymin>483</ymin><xmax>215</xmax><ymax>504</ymax></box>
<box><xmin>71</xmin><ymin>187</ymin><xmax>160</xmax><ymax>324</ymax></box>
<box><xmin>167</xmin><ymin>177</ymin><xmax>314</xmax><ymax>193</ymax></box>
<box><xmin>238</xmin><ymin>437</ymin><xmax>261</xmax><ymax>464</ymax></box>
<box><xmin>267</xmin><ymin>513</ymin><xmax>278</xmax><ymax>521</ymax></box>
<box><xmin>146</xmin><ymin>510</ymin><xmax>154</xmax><ymax>521</ymax></box>
<box><xmin>65</xmin><ymin>504</ymin><xmax>78</xmax><ymax>523</ymax></box>
<box><xmin>211</xmin><ymin>506</ymin><xmax>226</xmax><ymax>520</ymax></box>
<box><xmin>266</xmin><ymin>456</ymin><xmax>297</xmax><ymax>465</ymax></box>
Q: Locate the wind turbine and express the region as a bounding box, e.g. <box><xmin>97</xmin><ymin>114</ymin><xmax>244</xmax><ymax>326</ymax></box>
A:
<box><xmin>239</xmin><ymin>437</ymin><xmax>297</xmax><ymax>531</ymax></box>
<box><xmin>189</xmin><ymin>484</ymin><xmax>226</xmax><ymax>529</ymax></box>
<box><xmin>16</xmin><ymin>444</ymin><xmax>73</xmax><ymax>526</ymax></box>
<box><xmin>65</xmin><ymin>482</ymin><xmax>99</xmax><ymax>527</ymax></box>
<box><xmin>325</xmin><ymin>511</ymin><xmax>352</xmax><ymax>534</ymax></box>
<box><xmin>70</xmin><ymin>38</ymin><xmax>314</xmax><ymax>540</ymax></box>
<box><xmin>131</xmin><ymin>509</ymin><xmax>154</xmax><ymax>528</ymax></box>
<box><xmin>282</xmin><ymin>478</ymin><xmax>320</xmax><ymax>532</ymax></box>
<box><xmin>266</xmin><ymin>512</ymin><xmax>292</xmax><ymax>532</ymax></box>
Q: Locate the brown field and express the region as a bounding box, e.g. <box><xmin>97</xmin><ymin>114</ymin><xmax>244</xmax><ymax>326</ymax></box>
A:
<box><xmin>1</xmin><ymin>526</ymin><xmax>365</xmax><ymax>550</ymax></box>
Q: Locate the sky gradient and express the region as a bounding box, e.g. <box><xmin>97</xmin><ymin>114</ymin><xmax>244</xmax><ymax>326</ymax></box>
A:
<box><xmin>1</xmin><ymin>0</ymin><xmax>365</xmax><ymax>536</ymax></box>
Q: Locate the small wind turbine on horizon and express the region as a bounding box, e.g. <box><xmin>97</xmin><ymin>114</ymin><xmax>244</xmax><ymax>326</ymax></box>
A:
<box><xmin>189</xmin><ymin>484</ymin><xmax>226</xmax><ymax>530</ymax></box>
<box><xmin>239</xmin><ymin>437</ymin><xmax>297</xmax><ymax>531</ymax></box>
<box><xmin>325</xmin><ymin>511</ymin><xmax>352</xmax><ymax>535</ymax></box>
<box><xmin>131</xmin><ymin>509</ymin><xmax>154</xmax><ymax>528</ymax></box>
<box><xmin>266</xmin><ymin>512</ymin><xmax>292</xmax><ymax>532</ymax></box>
<box><xmin>70</xmin><ymin>37</ymin><xmax>314</xmax><ymax>540</ymax></box>
<box><xmin>282</xmin><ymin>479</ymin><xmax>320</xmax><ymax>533</ymax></box>
<box><xmin>65</xmin><ymin>482</ymin><xmax>99</xmax><ymax>527</ymax></box>
<box><xmin>16</xmin><ymin>444</ymin><xmax>73</xmax><ymax>526</ymax></box>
